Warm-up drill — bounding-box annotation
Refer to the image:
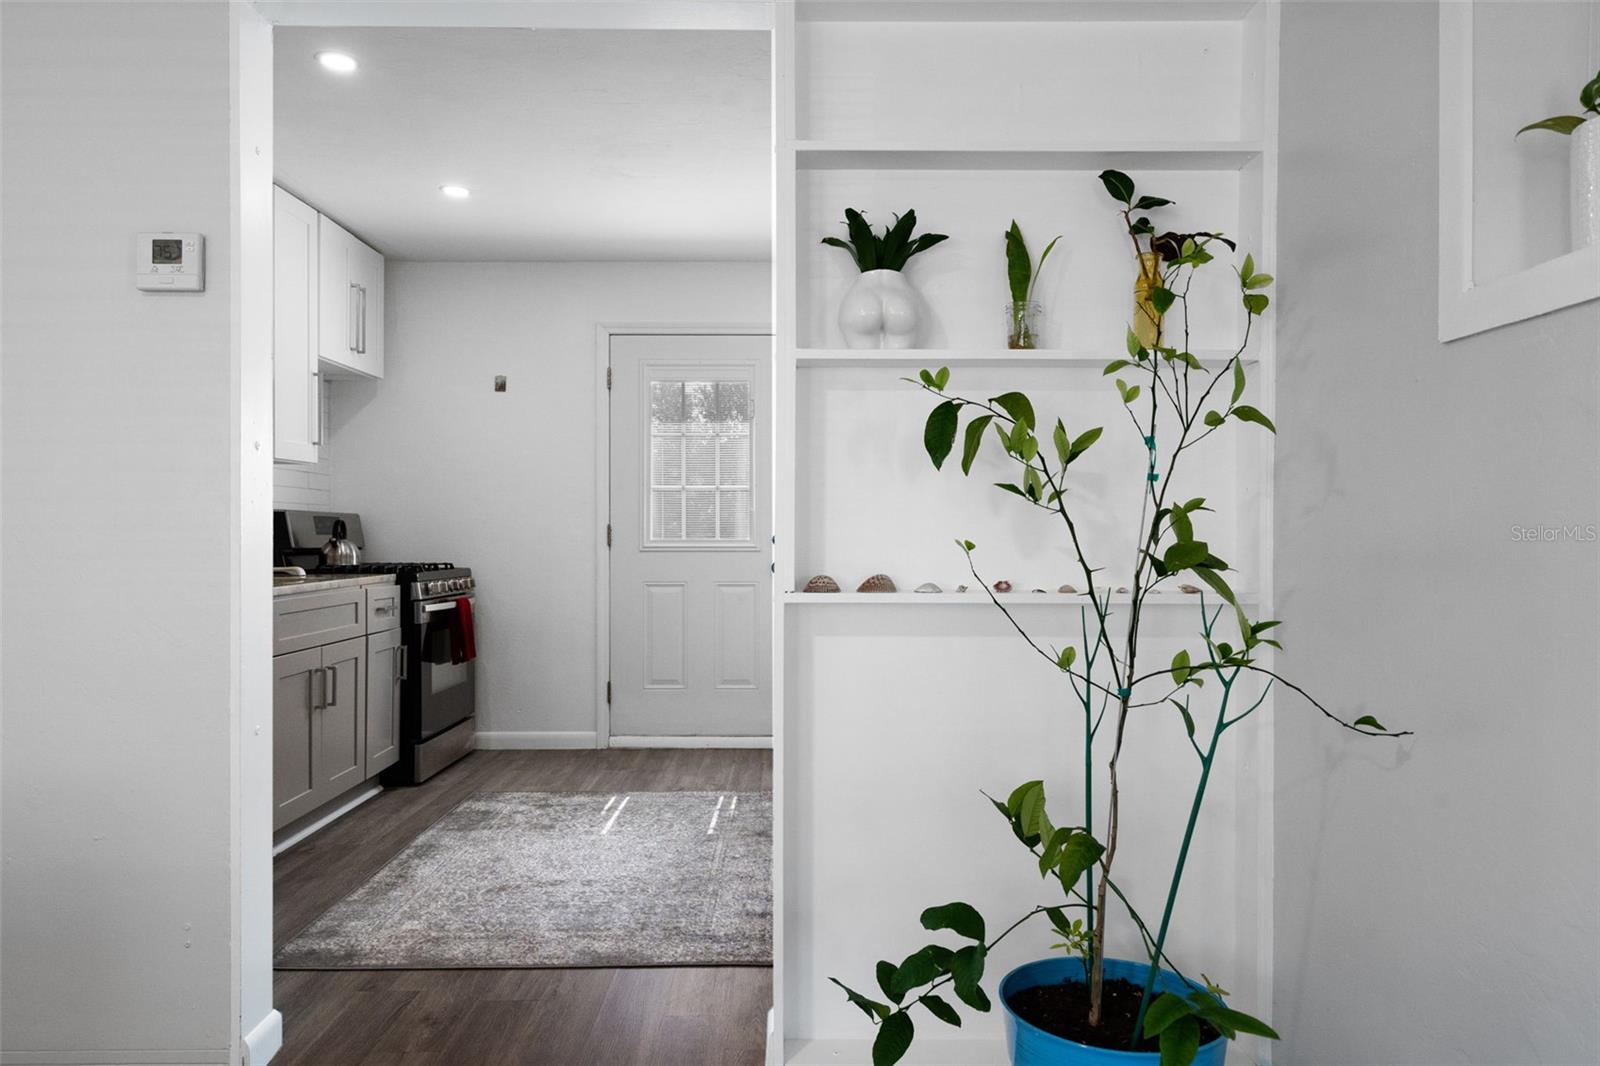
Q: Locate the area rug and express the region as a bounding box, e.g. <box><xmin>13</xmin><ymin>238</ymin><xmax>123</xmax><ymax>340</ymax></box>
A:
<box><xmin>274</xmin><ymin>790</ymin><xmax>771</xmax><ymax>969</ymax></box>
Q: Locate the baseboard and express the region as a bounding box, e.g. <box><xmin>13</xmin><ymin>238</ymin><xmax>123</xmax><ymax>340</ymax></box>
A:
<box><xmin>243</xmin><ymin>1010</ymin><xmax>283</xmax><ymax>1066</ymax></box>
<box><xmin>475</xmin><ymin>730</ymin><xmax>599</xmax><ymax>749</ymax></box>
<box><xmin>782</xmin><ymin>1038</ymin><xmax>1005</xmax><ymax>1065</ymax></box>
<box><xmin>0</xmin><ymin>1051</ymin><xmax>225</xmax><ymax>1065</ymax></box>
<box><xmin>272</xmin><ymin>782</ymin><xmax>383</xmax><ymax>855</ymax></box>
<box><xmin>609</xmin><ymin>735</ymin><xmax>773</xmax><ymax>749</ymax></box>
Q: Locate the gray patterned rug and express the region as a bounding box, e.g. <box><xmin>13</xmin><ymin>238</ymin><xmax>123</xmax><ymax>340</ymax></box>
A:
<box><xmin>275</xmin><ymin>790</ymin><xmax>772</xmax><ymax>969</ymax></box>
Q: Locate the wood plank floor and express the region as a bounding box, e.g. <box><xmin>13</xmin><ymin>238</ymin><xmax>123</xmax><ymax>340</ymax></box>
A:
<box><xmin>274</xmin><ymin>749</ymin><xmax>773</xmax><ymax>1066</ymax></box>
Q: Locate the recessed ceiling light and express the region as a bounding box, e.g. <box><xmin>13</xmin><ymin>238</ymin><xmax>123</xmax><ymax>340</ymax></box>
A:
<box><xmin>316</xmin><ymin>51</ymin><xmax>358</xmax><ymax>74</ymax></box>
<box><xmin>439</xmin><ymin>185</ymin><xmax>471</xmax><ymax>200</ymax></box>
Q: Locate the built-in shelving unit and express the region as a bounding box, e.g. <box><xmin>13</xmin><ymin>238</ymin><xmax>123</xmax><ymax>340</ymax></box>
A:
<box><xmin>772</xmin><ymin>3</ymin><xmax>1279</xmax><ymax>1062</ymax></box>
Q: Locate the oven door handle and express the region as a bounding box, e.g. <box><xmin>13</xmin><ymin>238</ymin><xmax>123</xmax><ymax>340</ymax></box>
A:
<box><xmin>415</xmin><ymin>595</ymin><xmax>474</xmax><ymax>624</ymax></box>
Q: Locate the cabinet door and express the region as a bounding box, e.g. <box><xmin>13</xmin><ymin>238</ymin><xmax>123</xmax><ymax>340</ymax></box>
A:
<box><xmin>272</xmin><ymin>188</ymin><xmax>320</xmax><ymax>463</ymax></box>
<box><xmin>317</xmin><ymin>214</ymin><xmax>359</xmax><ymax>372</ymax></box>
<box><xmin>273</xmin><ymin>647</ymin><xmax>323</xmax><ymax>830</ymax></box>
<box><xmin>365</xmin><ymin>627</ymin><xmax>403</xmax><ymax>775</ymax></box>
<box><xmin>316</xmin><ymin>635</ymin><xmax>368</xmax><ymax>798</ymax></box>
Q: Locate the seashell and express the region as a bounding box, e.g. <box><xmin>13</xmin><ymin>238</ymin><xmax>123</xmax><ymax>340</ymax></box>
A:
<box><xmin>857</xmin><ymin>574</ymin><xmax>897</xmax><ymax>593</ymax></box>
<box><xmin>1031</xmin><ymin>588</ymin><xmax>1047</xmax><ymax>594</ymax></box>
<box><xmin>955</xmin><ymin>584</ymin><xmax>970</xmax><ymax>593</ymax></box>
<box><xmin>1179</xmin><ymin>584</ymin><xmax>1201</xmax><ymax>594</ymax></box>
<box><xmin>1115</xmin><ymin>586</ymin><xmax>1130</xmax><ymax>594</ymax></box>
<box><xmin>993</xmin><ymin>580</ymin><xmax>1013</xmax><ymax>593</ymax></box>
<box><xmin>802</xmin><ymin>574</ymin><xmax>840</xmax><ymax>593</ymax></box>
<box><xmin>1058</xmin><ymin>584</ymin><xmax>1078</xmax><ymax>594</ymax></box>
<box><xmin>914</xmin><ymin>582</ymin><xmax>942</xmax><ymax>593</ymax></box>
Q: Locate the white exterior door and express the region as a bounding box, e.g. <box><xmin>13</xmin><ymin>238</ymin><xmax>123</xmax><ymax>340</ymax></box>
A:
<box><xmin>609</xmin><ymin>334</ymin><xmax>772</xmax><ymax>740</ymax></box>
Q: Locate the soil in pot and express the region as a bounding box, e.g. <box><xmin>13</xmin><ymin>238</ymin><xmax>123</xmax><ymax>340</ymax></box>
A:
<box><xmin>1006</xmin><ymin>976</ymin><xmax>1220</xmax><ymax>1053</ymax></box>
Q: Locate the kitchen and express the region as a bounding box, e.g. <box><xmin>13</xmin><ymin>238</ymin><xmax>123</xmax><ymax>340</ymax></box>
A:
<box><xmin>263</xmin><ymin>22</ymin><xmax>774</xmax><ymax>1064</ymax></box>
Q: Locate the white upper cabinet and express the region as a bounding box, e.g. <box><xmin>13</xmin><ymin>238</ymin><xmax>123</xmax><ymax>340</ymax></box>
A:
<box><xmin>317</xmin><ymin>213</ymin><xmax>384</xmax><ymax>379</ymax></box>
<box><xmin>273</xmin><ymin>186</ymin><xmax>321</xmax><ymax>463</ymax></box>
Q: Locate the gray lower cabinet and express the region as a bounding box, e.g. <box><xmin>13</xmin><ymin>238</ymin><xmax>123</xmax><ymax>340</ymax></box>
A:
<box><xmin>365</xmin><ymin>626</ymin><xmax>403</xmax><ymax>775</ymax></box>
<box><xmin>272</xmin><ymin>634</ymin><xmax>369</xmax><ymax>831</ymax></box>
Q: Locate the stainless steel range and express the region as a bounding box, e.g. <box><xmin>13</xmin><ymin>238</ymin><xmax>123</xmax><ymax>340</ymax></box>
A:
<box><xmin>276</xmin><ymin>510</ymin><xmax>478</xmax><ymax>783</ymax></box>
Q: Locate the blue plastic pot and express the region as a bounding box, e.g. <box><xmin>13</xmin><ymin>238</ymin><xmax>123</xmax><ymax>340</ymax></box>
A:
<box><xmin>999</xmin><ymin>957</ymin><xmax>1227</xmax><ymax>1066</ymax></box>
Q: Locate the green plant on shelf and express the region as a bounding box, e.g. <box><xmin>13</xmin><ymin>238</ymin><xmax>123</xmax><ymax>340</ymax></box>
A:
<box><xmin>821</xmin><ymin>207</ymin><xmax>948</xmax><ymax>272</ymax></box>
<box><xmin>828</xmin><ymin>170</ymin><xmax>1411</xmax><ymax>1066</ymax></box>
<box><xmin>1516</xmin><ymin>67</ymin><xmax>1600</xmax><ymax>135</ymax></box>
<box><xmin>1004</xmin><ymin>221</ymin><xmax>1061</xmax><ymax>350</ymax></box>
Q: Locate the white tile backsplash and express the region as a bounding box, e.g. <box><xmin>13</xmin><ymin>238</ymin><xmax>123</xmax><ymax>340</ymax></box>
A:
<box><xmin>273</xmin><ymin>382</ymin><xmax>334</xmax><ymax>510</ymax></box>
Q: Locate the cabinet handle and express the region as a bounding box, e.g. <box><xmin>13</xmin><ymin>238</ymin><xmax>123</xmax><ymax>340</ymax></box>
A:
<box><xmin>313</xmin><ymin>667</ymin><xmax>326</xmax><ymax>710</ymax></box>
<box><xmin>310</xmin><ymin>369</ymin><xmax>322</xmax><ymax>447</ymax></box>
<box><xmin>358</xmin><ymin>285</ymin><xmax>368</xmax><ymax>354</ymax></box>
<box><xmin>325</xmin><ymin>664</ymin><xmax>338</xmax><ymax>708</ymax></box>
<box><xmin>396</xmin><ymin>645</ymin><xmax>407</xmax><ymax>681</ymax></box>
<box><xmin>348</xmin><ymin>282</ymin><xmax>360</xmax><ymax>352</ymax></box>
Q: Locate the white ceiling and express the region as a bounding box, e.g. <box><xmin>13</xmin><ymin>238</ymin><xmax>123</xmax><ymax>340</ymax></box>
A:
<box><xmin>274</xmin><ymin>27</ymin><xmax>771</xmax><ymax>261</ymax></box>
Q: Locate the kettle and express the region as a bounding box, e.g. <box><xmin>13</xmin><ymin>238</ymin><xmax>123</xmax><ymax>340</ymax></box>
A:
<box><xmin>321</xmin><ymin>518</ymin><xmax>359</xmax><ymax>567</ymax></box>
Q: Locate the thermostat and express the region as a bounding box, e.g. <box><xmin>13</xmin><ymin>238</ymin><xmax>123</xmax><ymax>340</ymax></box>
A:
<box><xmin>136</xmin><ymin>232</ymin><xmax>204</xmax><ymax>291</ymax></box>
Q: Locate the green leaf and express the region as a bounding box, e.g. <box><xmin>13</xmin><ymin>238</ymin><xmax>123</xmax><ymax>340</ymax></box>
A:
<box><xmin>1056</xmin><ymin>645</ymin><xmax>1077</xmax><ymax>672</ymax></box>
<box><xmin>1055</xmin><ymin>832</ymin><xmax>1104</xmax><ymax>890</ymax></box>
<box><xmin>1099</xmin><ymin>169</ymin><xmax>1135</xmax><ymax>204</ymax></box>
<box><xmin>876</xmin><ymin>960</ymin><xmax>905</xmax><ymax>1004</ymax></box>
<box><xmin>1133</xmin><ymin>195</ymin><xmax>1173</xmax><ymax>211</ymax></box>
<box><xmin>821</xmin><ymin>236</ymin><xmax>861</xmax><ymax>269</ymax></box>
<box><xmin>1170</xmin><ymin>698</ymin><xmax>1196</xmax><ymax>738</ymax></box>
<box><xmin>961</xmin><ymin>539</ymin><xmax>976</xmax><ymax>552</ymax></box>
<box><xmin>1203</xmin><ymin>410</ymin><xmax>1225</xmax><ymax>428</ymax></box>
<box><xmin>920</xmin><ymin>901</ymin><xmax>986</xmax><ymax>943</ymax></box>
<box><xmin>919</xmin><ymin>994</ymin><xmax>962</xmax><ymax>1028</ymax></box>
<box><xmin>1170</xmin><ymin>648</ymin><xmax>1192</xmax><ymax>686</ymax></box>
<box><xmin>1023</xmin><ymin>466</ymin><xmax>1043</xmax><ymax>501</ymax></box>
<box><xmin>1159</xmin><ymin>1016</ymin><xmax>1201</xmax><ymax>1066</ymax></box>
<box><xmin>1231</xmin><ymin>360</ymin><xmax>1246</xmax><ymax>405</ymax></box>
<box><xmin>830</xmin><ymin>977</ymin><xmax>891</xmax><ymax>1021</ymax></box>
<box><xmin>1143</xmin><ymin>992</ymin><xmax>1195</xmax><ymax>1037</ymax></box>
<box><xmin>1163</xmin><ymin>540</ymin><xmax>1211</xmax><ymax>571</ymax></box>
<box><xmin>1582</xmin><ymin>71</ymin><xmax>1600</xmax><ymax>114</ymax></box>
<box><xmin>1189</xmin><ymin>999</ymin><xmax>1280</xmax><ymax>1040</ymax></box>
<box><xmin>880</xmin><ymin>210</ymin><xmax>920</xmax><ymax>273</ymax></box>
<box><xmin>873</xmin><ymin>1011</ymin><xmax>914</xmax><ymax>1066</ymax></box>
<box><xmin>1069</xmin><ymin>427</ymin><xmax>1103</xmax><ymax>461</ymax></box>
<box><xmin>1150</xmin><ymin>287</ymin><xmax>1177</xmax><ymax>315</ymax></box>
<box><xmin>890</xmin><ymin>947</ymin><xmax>946</xmax><ymax>997</ymax></box>
<box><xmin>933</xmin><ymin>366</ymin><xmax>950</xmax><ymax>390</ymax></box>
<box><xmin>1016</xmin><ymin>781</ymin><xmax>1048</xmax><ymax>839</ymax></box>
<box><xmin>1005</xmin><ymin>221</ymin><xmax>1032</xmax><ymax>309</ymax></box>
<box><xmin>990</xmin><ymin>391</ymin><xmax>1036</xmax><ymax>431</ymax></box>
<box><xmin>961</xmin><ymin>415</ymin><xmax>993</xmax><ymax>476</ymax></box>
<box><xmin>1103</xmin><ymin>359</ymin><xmax>1132</xmax><ymax>376</ymax></box>
<box><xmin>951</xmin><ymin>945</ymin><xmax>989</xmax><ymax>1011</ymax></box>
<box><xmin>1006</xmin><ymin>779</ymin><xmax>1044</xmax><ymax>817</ymax></box>
<box><xmin>1032</xmin><ymin>236</ymin><xmax>1062</xmax><ymax>302</ymax></box>
<box><xmin>1517</xmin><ymin>115</ymin><xmax>1588</xmax><ymax>136</ymax></box>
<box><xmin>1242</xmin><ymin>293</ymin><xmax>1270</xmax><ymax>316</ymax></box>
<box><xmin>1240</xmin><ymin>253</ymin><xmax>1255</xmax><ymax>281</ymax></box>
<box><xmin>1191</xmin><ymin>566</ymin><xmax>1238</xmax><ymax>607</ymax></box>
<box><xmin>1052</xmin><ymin>419</ymin><xmax>1071</xmax><ymax>467</ymax></box>
<box><xmin>924</xmin><ymin>401</ymin><xmax>961</xmax><ymax>469</ymax></box>
<box><xmin>1353</xmin><ymin>714</ymin><xmax>1385</xmax><ymax>730</ymax></box>
<box><xmin>994</xmin><ymin>482</ymin><xmax>1028</xmax><ymax>499</ymax></box>
<box><xmin>844</xmin><ymin>208</ymin><xmax>878</xmax><ymax>271</ymax></box>
<box><xmin>1231</xmin><ymin>404</ymin><xmax>1276</xmax><ymax>433</ymax></box>
<box><xmin>1169</xmin><ymin>506</ymin><xmax>1194</xmax><ymax>543</ymax></box>
<box><xmin>1244</xmin><ymin>272</ymin><xmax>1274</xmax><ymax>290</ymax></box>
<box><xmin>918</xmin><ymin>369</ymin><xmax>935</xmax><ymax>388</ymax></box>
<box><xmin>1126</xmin><ymin>329</ymin><xmax>1144</xmax><ymax>359</ymax></box>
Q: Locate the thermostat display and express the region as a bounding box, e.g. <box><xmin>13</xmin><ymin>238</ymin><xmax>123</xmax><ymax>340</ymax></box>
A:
<box><xmin>136</xmin><ymin>232</ymin><xmax>203</xmax><ymax>291</ymax></box>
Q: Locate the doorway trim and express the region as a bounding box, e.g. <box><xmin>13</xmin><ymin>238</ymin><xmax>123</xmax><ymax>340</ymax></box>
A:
<box><xmin>593</xmin><ymin>323</ymin><xmax>772</xmax><ymax>750</ymax></box>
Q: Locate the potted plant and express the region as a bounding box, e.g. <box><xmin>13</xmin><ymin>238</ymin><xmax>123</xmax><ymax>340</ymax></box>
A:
<box><xmin>1004</xmin><ymin>221</ymin><xmax>1061</xmax><ymax>349</ymax></box>
<box><xmin>1517</xmin><ymin>67</ymin><xmax>1600</xmax><ymax>249</ymax></box>
<box><xmin>828</xmin><ymin>171</ymin><xmax>1411</xmax><ymax>1066</ymax></box>
<box><xmin>822</xmin><ymin>208</ymin><xmax>948</xmax><ymax>350</ymax></box>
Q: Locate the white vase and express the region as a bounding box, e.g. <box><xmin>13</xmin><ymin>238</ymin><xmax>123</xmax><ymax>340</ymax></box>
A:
<box><xmin>838</xmin><ymin>269</ymin><xmax>919</xmax><ymax>350</ymax></box>
<box><xmin>1572</xmin><ymin>119</ymin><xmax>1600</xmax><ymax>250</ymax></box>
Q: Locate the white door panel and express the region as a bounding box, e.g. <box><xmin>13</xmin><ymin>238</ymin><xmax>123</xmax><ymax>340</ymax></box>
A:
<box><xmin>609</xmin><ymin>334</ymin><xmax>772</xmax><ymax>739</ymax></box>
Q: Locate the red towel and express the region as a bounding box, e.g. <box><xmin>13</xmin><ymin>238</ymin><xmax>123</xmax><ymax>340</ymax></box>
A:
<box><xmin>448</xmin><ymin>597</ymin><xmax>477</xmax><ymax>665</ymax></box>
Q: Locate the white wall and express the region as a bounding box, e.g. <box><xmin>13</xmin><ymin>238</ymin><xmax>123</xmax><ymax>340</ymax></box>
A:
<box><xmin>1</xmin><ymin>2</ymin><xmax>260</xmax><ymax>1062</ymax></box>
<box><xmin>1274</xmin><ymin>4</ymin><xmax>1600</xmax><ymax>1064</ymax></box>
<box><xmin>328</xmin><ymin>261</ymin><xmax>770</xmax><ymax>744</ymax></box>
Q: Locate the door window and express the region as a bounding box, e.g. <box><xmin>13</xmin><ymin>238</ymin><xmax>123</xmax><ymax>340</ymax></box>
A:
<box><xmin>648</xmin><ymin>378</ymin><xmax>753</xmax><ymax>546</ymax></box>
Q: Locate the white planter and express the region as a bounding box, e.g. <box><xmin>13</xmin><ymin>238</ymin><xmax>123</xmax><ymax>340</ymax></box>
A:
<box><xmin>1572</xmin><ymin>119</ymin><xmax>1600</xmax><ymax>251</ymax></box>
<box><xmin>838</xmin><ymin>269</ymin><xmax>919</xmax><ymax>349</ymax></box>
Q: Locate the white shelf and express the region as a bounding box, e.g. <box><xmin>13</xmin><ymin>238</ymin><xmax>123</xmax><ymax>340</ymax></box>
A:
<box><xmin>797</xmin><ymin>1</ymin><xmax>1260</xmax><ymax>22</ymax></box>
<box><xmin>785</xmin><ymin>591</ymin><xmax>1256</xmax><ymax>606</ymax></box>
<box><xmin>794</xmin><ymin>347</ymin><xmax>1255</xmax><ymax>369</ymax></box>
<box><xmin>792</xmin><ymin>141</ymin><xmax>1263</xmax><ymax>171</ymax></box>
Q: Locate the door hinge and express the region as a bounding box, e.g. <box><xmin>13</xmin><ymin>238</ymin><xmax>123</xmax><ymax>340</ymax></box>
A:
<box><xmin>606</xmin><ymin>680</ymin><xmax>612</xmax><ymax>704</ymax></box>
<box><xmin>605</xmin><ymin>366</ymin><xmax>612</xmax><ymax>389</ymax></box>
<box><xmin>606</xmin><ymin>523</ymin><xmax>612</xmax><ymax>548</ymax></box>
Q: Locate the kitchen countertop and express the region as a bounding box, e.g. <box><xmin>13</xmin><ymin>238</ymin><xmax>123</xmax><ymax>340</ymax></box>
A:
<box><xmin>273</xmin><ymin>572</ymin><xmax>397</xmax><ymax>597</ymax></box>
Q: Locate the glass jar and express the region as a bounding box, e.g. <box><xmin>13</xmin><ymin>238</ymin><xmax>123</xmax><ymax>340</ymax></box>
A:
<box><xmin>1006</xmin><ymin>301</ymin><xmax>1044</xmax><ymax>349</ymax></box>
<box><xmin>1132</xmin><ymin>251</ymin><xmax>1163</xmax><ymax>348</ymax></box>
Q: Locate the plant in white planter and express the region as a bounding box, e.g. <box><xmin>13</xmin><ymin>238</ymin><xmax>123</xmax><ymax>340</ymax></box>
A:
<box><xmin>1517</xmin><ymin>67</ymin><xmax>1600</xmax><ymax>249</ymax></box>
<box><xmin>822</xmin><ymin>208</ymin><xmax>948</xmax><ymax>350</ymax></box>
<box><xmin>829</xmin><ymin>172</ymin><xmax>1411</xmax><ymax>1066</ymax></box>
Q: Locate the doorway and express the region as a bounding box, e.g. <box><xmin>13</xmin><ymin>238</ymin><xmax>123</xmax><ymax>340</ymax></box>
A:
<box><xmin>605</xmin><ymin>332</ymin><xmax>773</xmax><ymax>744</ymax></box>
